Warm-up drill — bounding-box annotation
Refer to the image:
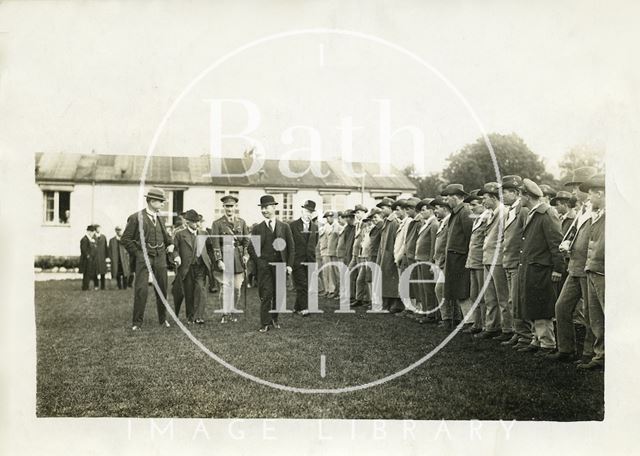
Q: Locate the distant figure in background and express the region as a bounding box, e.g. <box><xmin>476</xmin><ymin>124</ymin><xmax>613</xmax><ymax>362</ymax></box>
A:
<box><xmin>80</xmin><ymin>225</ymin><xmax>98</xmax><ymax>290</ymax></box>
<box><xmin>93</xmin><ymin>224</ymin><xmax>109</xmax><ymax>290</ymax></box>
<box><xmin>108</xmin><ymin>226</ymin><xmax>130</xmax><ymax>290</ymax></box>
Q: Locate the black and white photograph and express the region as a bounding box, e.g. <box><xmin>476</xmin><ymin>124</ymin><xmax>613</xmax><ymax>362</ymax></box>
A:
<box><xmin>1</xmin><ymin>1</ymin><xmax>639</xmax><ymax>455</ymax></box>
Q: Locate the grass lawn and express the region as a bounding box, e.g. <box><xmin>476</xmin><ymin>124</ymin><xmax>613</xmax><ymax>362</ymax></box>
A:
<box><xmin>35</xmin><ymin>280</ymin><xmax>603</xmax><ymax>420</ymax></box>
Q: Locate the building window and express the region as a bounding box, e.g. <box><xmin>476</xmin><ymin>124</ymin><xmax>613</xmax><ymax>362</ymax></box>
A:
<box><xmin>272</xmin><ymin>192</ymin><xmax>294</xmax><ymax>221</ymax></box>
<box><xmin>321</xmin><ymin>192</ymin><xmax>348</xmax><ymax>213</ymax></box>
<box><xmin>42</xmin><ymin>190</ymin><xmax>71</xmax><ymax>225</ymax></box>
<box><xmin>214</xmin><ymin>190</ymin><xmax>240</xmax><ymax>218</ymax></box>
<box><xmin>159</xmin><ymin>189</ymin><xmax>184</xmax><ymax>226</ymax></box>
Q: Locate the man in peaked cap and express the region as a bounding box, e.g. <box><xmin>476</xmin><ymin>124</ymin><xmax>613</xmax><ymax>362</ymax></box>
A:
<box><xmin>516</xmin><ymin>179</ymin><xmax>564</xmax><ymax>356</ymax></box>
<box><xmin>499</xmin><ymin>175</ymin><xmax>534</xmax><ymax>348</ymax></box>
<box><xmin>247</xmin><ymin>195</ymin><xmax>295</xmax><ymax>332</ymax></box>
<box><xmin>577</xmin><ymin>174</ymin><xmax>605</xmax><ymax>370</ymax></box>
<box><xmin>121</xmin><ymin>187</ymin><xmax>175</xmax><ymax>330</ymax></box>
<box><xmin>547</xmin><ymin>167</ymin><xmax>598</xmax><ymax>363</ymax></box>
<box><xmin>172</xmin><ymin>209</ymin><xmax>213</xmax><ymax>324</ymax></box>
<box><xmin>210</xmin><ymin>194</ymin><xmax>250</xmax><ymax>324</ymax></box>
<box><xmin>463</xmin><ymin>189</ymin><xmax>491</xmax><ymax>335</ymax></box>
<box><xmin>476</xmin><ymin>182</ymin><xmax>513</xmax><ymax>340</ymax></box>
<box><xmin>440</xmin><ymin>184</ymin><xmax>472</xmax><ymax>330</ymax></box>
<box><xmin>289</xmin><ymin>200</ymin><xmax>318</xmax><ymax>316</ymax></box>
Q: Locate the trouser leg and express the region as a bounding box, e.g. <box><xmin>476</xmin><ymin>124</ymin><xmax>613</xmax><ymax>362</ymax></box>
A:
<box><xmin>506</xmin><ymin>267</ymin><xmax>533</xmax><ymax>343</ymax></box>
<box><xmin>469</xmin><ymin>268</ymin><xmax>485</xmax><ymax>329</ymax></box>
<box><xmin>555</xmin><ymin>275</ymin><xmax>582</xmax><ymax>354</ymax></box>
<box><xmin>132</xmin><ymin>254</ymin><xmax>149</xmax><ymax>326</ymax></box>
<box><xmin>587</xmin><ymin>272</ymin><xmax>605</xmax><ymax>364</ymax></box>
<box><xmin>151</xmin><ymin>254</ymin><xmax>168</xmax><ymax>324</ymax></box>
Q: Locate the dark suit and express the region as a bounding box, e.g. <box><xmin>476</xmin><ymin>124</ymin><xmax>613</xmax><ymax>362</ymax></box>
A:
<box><xmin>121</xmin><ymin>209</ymin><xmax>173</xmax><ymax>327</ymax></box>
<box><xmin>443</xmin><ymin>202</ymin><xmax>473</xmax><ymax>322</ymax></box>
<box><xmin>172</xmin><ymin>228</ymin><xmax>212</xmax><ymax>322</ymax></box>
<box><xmin>94</xmin><ymin>234</ymin><xmax>109</xmax><ymax>289</ymax></box>
<box><xmin>289</xmin><ymin>218</ymin><xmax>318</xmax><ymax>311</ymax></box>
<box><xmin>108</xmin><ymin>236</ymin><xmax>130</xmax><ymax>289</ymax></box>
<box><xmin>248</xmin><ymin>219</ymin><xmax>295</xmax><ymax>326</ymax></box>
<box><xmin>80</xmin><ymin>234</ymin><xmax>97</xmax><ymax>290</ymax></box>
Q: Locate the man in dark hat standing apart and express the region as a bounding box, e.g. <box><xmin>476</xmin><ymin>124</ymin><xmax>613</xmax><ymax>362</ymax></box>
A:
<box><xmin>517</xmin><ymin>179</ymin><xmax>564</xmax><ymax>356</ymax></box>
<box><xmin>121</xmin><ymin>187</ymin><xmax>175</xmax><ymax>330</ymax></box>
<box><xmin>289</xmin><ymin>200</ymin><xmax>318</xmax><ymax>316</ymax></box>
<box><xmin>172</xmin><ymin>209</ymin><xmax>213</xmax><ymax>324</ymax></box>
<box><xmin>210</xmin><ymin>195</ymin><xmax>250</xmax><ymax>323</ymax></box>
<box><xmin>80</xmin><ymin>225</ymin><xmax>98</xmax><ymax>290</ymax></box>
<box><xmin>375</xmin><ymin>197</ymin><xmax>402</xmax><ymax>313</ymax></box>
<box><xmin>108</xmin><ymin>226</ymin><xmax>130</xmax><ymax>290</ymax></box>
<box><xmin>440</xmin><ymin>184</ymin><xmax>473</xmax><ymax>330</ymax></box>
<box><xmin>93</xmin><ymin>224</ymin><xmax>109</xmax><ymax>290</ymax></box>
<box><xmin>248</xmin><ymin>195</ymin><xmax>295</xmax><ymax>332</ymax></box>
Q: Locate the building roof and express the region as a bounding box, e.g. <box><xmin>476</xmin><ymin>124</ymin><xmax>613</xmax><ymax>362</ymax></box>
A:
<box><xmin>35</xmin><ymin>152</ymin><xmax>416</xmax><ymax>192</ymax></box>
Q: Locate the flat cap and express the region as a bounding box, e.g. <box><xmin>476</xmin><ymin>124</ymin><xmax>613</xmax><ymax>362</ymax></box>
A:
<box><xmin>416</xmin><ymin>198</ymin><xmax>434</xmax><ymax>211</ymax></box>
<box><xmin>323</xmin><ymin>211</ymin><xmax>335</xmax><ymax>218</ymax></box>
<box><xmin>479</xmin><ymin>182</ymin><xmax>500</xmax><ymax>197</ymax></box>
<box><xmin>501</xmin><ymin>175</ymin><xmax>523</xmax><ymax>189</ymax></box>
<box><xmin>405</xmin><ymin>197</ymin><xmax>421</xmax><ymax>208</ymax></box>
<box><xmin>550</xmin><ymin>190</ymin><xmax>573</xmax><ymax>206</ymax></box>
<box><xmin>354</xmin><ymin>204</ymin><xmax>368</xmax><ymax>213</ymax></box>
<box><xmin>391</xmin><ymin>198</ymin><xmax>408</xmax><ymax>210</ymax></box>
<box><xmin>520</xmin><ymin>178</ymin><xmax>543</xmax><ymax>198</ymax></box>
<box><xmin>539</xmin><ymin>184</ymin><xmax>557</xmax><ymax>198</ymax></box>
<box><xmin>464</xmin><ymin>189</ymin><xmax>482</xmax><ymax>203</ymax></box>
<box><xmin>428</xmin><ymin>195</ymin><xmax>449</xmax><ymax>208</ymax></box>
<box><xmin>376</xmin><ymin>197</ymin><xmax>394</xmax><ymax>209</ymax></box>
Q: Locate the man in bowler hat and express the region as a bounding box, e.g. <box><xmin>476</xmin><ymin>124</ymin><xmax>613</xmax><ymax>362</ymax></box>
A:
<box><xmin>121</xmin><ymin>187</ymin><xmax>175</xmax><ymax>330</ymax></box>
<box><xmin>247</xmin><ymin>195</ymin><xmax>295</xmax><ymax>332</ymax></box>
<box><xmin>289</xmin><ymin>200</ymin><xmax>319</xmax><ymax>316</ymax></box>
<box><xmin>80</xmin><ymin>225</ymin><xmax>98</xmax><ymax>290</ymax></box>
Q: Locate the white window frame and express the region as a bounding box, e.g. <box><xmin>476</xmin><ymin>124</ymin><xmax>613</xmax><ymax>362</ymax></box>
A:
<box><xmin>41</xmin><ymin>188</ymin><xmax>72</xmax><ymax>226</ymax></box>
<box><xmin>319</xmin><ymin>190</ymin><xmax>350</xmax><ymax>213</ymax></box>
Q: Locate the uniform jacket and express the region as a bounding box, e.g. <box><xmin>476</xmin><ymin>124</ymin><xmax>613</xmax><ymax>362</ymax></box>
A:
<box><xmin>172</xmin><ymin>227</ymin><xmax>212</xmax><ymax>279</ymax></box>
<box><xmin>248</xmin><ymin>219</ymin><xmax>295</xmax><ymax>267</ymax></box>
<box><xmin>210</xmin><ymin>215</ymin><xmax>250</xmax><ymax>272</ymax></box>
<box><xmin>289</xmin><ymin>218</ymin><xmax>318</xmax><ymax>267</ymax></box>
<box><xmin>108</xmin><ymin>235</ymin><xmax>131</xmax><ymax>277</ymax></box>
<box><xmin>517</xmin><ymin>203</ymin><xmax>564</xmax><ymax>320</ymax></box>
<box><xmin>502</xmin><ymin>199</ymin><xmax>529</xmax><ymax>269</ymax></box>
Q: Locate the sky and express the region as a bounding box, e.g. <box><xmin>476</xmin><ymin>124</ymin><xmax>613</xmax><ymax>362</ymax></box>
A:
<box><xmin>1</xmin><ymin>0</ymin><xmax>639</xmax><ymax>178</ymax></box>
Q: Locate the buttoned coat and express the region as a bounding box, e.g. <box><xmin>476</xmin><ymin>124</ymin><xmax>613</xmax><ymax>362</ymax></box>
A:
<box><xmin>517</xmin><ymin>203</ymin><xmax>564</xmax><ymax>320</ymax></box>
<box><xmin>173</xmin><ymin>228</ymin><xmax>213</xmax><ymax>279</ymax></box>
<box><xmin>121</xmin><ymin>209</ymin><xmax>173</xmax><ymax>256</ymax></box>
<box><xmin>108</xmin><ymin>236</ymin><xmax>131</xmax><ymax>278</ymax></box>
<box><xmin>376</xmin><ymin>215</ymin><xmax>400</xmax><ymax>298</ymax></box>
<box><xmin>79</xmin><ymin>235</ymin><xmax>97</xmax><ymax>274</ymax></box>
<box><xmin>248</xmin><ymin>219</ymin><xmax>295</xmax><ymax>267</ymax></box>
<box><xmin>502</xmin><ymin>200</ymin><xmax>530</xmax><ymax>270</ymax></box>
<box><xmin>289</xmin><ymin>218</ymin><xmax>318</xmax><ymax>266</ymax></box>
<box><xmin>444</xmin><ymin>202</ymin><xmax>473</xmax><ymax>300</ymax></box>
<box><xmin>482</xmin><ymin>205</ymin><xmax>507</xmax><ymax>266</ymax></box>
<box><xmin>95</xmin><ymin>233</ymin><xmax>109</xmax><ymax>275</ymax></box>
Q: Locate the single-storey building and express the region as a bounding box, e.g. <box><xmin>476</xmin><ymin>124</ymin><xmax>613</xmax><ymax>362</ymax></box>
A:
<box><xmin>35</xmin><ymin>152</ymin><xmax>416</xmax><ymax>258</ymax></box>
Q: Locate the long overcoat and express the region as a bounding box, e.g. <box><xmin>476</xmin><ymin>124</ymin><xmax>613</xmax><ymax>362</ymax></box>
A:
<box><xmin>108</xmin><ymin>236</ymin><xmax>131</xmax><ymax>277</ymax></box>
<box><xmin>376</xmin><ymin>215</ymin><xmax>400</xmax><ymax>298</ymax></box>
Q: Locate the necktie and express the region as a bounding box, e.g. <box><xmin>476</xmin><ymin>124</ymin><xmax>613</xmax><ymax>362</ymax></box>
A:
<box><xmin>268</xmin><ymin>220</ymin><xmax>273</xmax><ymax>232</ymax></box>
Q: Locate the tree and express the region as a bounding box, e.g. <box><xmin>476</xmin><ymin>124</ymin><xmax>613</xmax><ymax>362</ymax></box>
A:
<box><xmin>402</xmin><ymin>165</ymin><xmax>446</xmax><ymax>198</ymax></box>
<box><xmin>442</xmin><ymin>133</ymin><xmax>554</xmax><ymax>191</ymax></box>
<box><xmin>558</xmin><ymin>144</ymin><xmax>605</xmax><ymax>181</ymax></box>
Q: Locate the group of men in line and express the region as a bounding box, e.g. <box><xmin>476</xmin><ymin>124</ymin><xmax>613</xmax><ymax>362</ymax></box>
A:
<box><xmin>79</xmin><ymin>223</ymin><xmax>131</xmax><ymax>290</ymax></box>
<box><xmin>112</xmin><ymin>166</ymin><xmax>605</xmax><ymax>371</ymax></box>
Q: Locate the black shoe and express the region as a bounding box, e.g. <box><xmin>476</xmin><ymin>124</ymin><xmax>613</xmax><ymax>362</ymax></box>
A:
<box><xmin>546</xmin><ymin>351</ymin><xmax>577</xmax><ymax>362</ymax></box>
<box><xmin>474</xmin><ymin>330</ymin><xmax>501</xmax><ymax>340</ymax></box>
<box><xmin>494</xmin><ymin>332</ymin><xmax>514</xmax><ymax>342</ymax></box>
<box><xmin>350</xmin><ymin>300</ymin><xmax>364</xmax><ymax>308</ymax></box>
<box><xmin>534</xmin><ymin>347</ymin><xmax>555</xmax><ymax>357</ymax></box>
<box><xmin>463</xmin><ymin>326</ymin><xmax>482</xmax><ymax>335</ymax></box>
<box><xmin>517</xmin><ymin>345</ymin><xmax>539</xmax><ymax>353</ymax></box>
<box><xmin>501</xmin><ymin>334</ymin><xmax>520</xmax><ymax>346</ymax></box>
<box><xmin>577</xmin><ymin>360</ymin><xmax>604</xmax><ymax>371</ymax></box>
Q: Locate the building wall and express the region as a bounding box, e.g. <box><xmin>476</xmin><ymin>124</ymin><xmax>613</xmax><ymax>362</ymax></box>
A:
<box><xmin>35</xmin><ymin>183</ymin><xmax>415</xmax><ymax>257</ymax></box>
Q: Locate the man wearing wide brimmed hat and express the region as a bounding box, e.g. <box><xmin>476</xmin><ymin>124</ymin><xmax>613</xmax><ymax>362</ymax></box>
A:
<box><xmin>577</xmin><ymin>174</ymin><xmax>605</xmax><ymax>370</ymax></box>
<box><xmin>172</xmin><ymin>209</ymin><xmax>213</xmax><ymax>324</ymax></box>
<box><xmin>475</xmin><ymin>182</ymin><xmax>513</xmax><ymax>340</ymax></box>
<box><xmin>440</xmin><ymin>183</ymin><xmax>472</xmax><ymax>330</ymax></box>
<box><xmin>247</xmin><ymin>195</ymin><xmax>295</xmax><ymax>332</ymax></box>
<box><xmin>499</xmin><ymin>175</ymin><xmax>534</xmax><ymax>347</ymax></box>
<box><xmin>210</xmin><ymin>194</ymin><xmax>250</xmax><ymax>324</ymax></box>
<box><xmin>289</xmin><ymin>200</ymin><xmax>319</xmax><ymax>316</ymax></box>
<box><xmin>547</xmin><ymin>166</ymin><xmax>598</xmax><ymax>363</ymax></box>
<box><xmin>121</xmin><ymin>187</ymin><xmax>175</xmax><ymax>330</ymax></box>
<box><xmin>516</xmin><ymin>179</ymin><xmax>564</xmax><ymax>356</ymax></box>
